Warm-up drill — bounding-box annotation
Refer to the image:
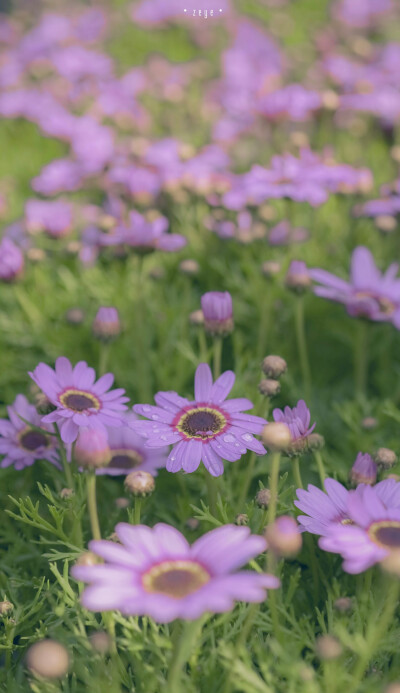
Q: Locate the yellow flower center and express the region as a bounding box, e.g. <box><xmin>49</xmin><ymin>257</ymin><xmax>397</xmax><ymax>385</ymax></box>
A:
<box><xmin>368</xmin><ymin>521</ymin><xmax>400</xmax><ymax>548</ymax></box>
<box><xmin>59</xmin><ymin>389</ymin><xmax>100</xmax><ymax>412</ymax></box>
<box><xmin>175</xmin><ymin>406</ymin><xmax>227</xmax><ymax>440</ymax></box>
<box><xmin>142</xmin><ymin>560</ymin><xmax>210</xmax><ymax>599</ymax></box>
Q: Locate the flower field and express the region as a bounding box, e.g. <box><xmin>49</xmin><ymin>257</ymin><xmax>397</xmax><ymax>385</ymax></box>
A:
<box><xmin>1</xmin><ymin>0</ymin><xmax>400</xmax><ymax>691</ymax></box>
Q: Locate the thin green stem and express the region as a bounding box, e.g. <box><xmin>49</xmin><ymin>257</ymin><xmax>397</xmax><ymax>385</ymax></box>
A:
<box><xmin>205</xmin><ymin>473</ymin><xmax>218</xmax><ymax>516</ymax></box>
<box><xmin>134</xmin><ymin>497</ymin><xmax>142</xmax><ymax>525</ymax></box>
<box><xmin>213</xmin><ymin>336</ymin><xmax>223</xmax><ymax>379</ymax></box>
<box><xmin>54</xmin><ymin>424</ymin><xmax>74</xmax><ymax>490</ymax></box>
<box><xmin>267</xmin><ymin>452</ymin><xmax>281</xmax><ymax>526</ymax></box>
<box><xmin>86</xmin><ymin>472</ymin><xmax>101</xmax><ymax>541</ymax></box>
<box><xmin>314</xmin><ymin>450</ymin><xmax>326</xmax><ymax>486</ymax></box>
<box><xmin>198</xmin><ymin>330</ymin><xmax>208</xmax><ymax>364</ymax></box>
<box><xmin>167</xmin><ymin>619</ymin><xmax>204</xmax><ymax>693</ymax></box>
<box><xmin>98</xmin><ymin>341</ymin><xmax>111</xmax><ymax>377</ymax></box>
<box><xmin>238</xmin><ymin>451</ymin><xmax>257</xmax><ymax>507</ymax></box>
<box><xmin>354</xmin><ymin>320</ymin><xmax>368</xmax><ymax>402</ymax></box>
<box><xmin>292</xmin><ymin>457</ymin><xmax>303</xmax><ymax>489</ymax></box>
<box><xmin>256</xmin><ymin>293</ymin><xmax>271</xmax><ymax>360</ymax></box>
<box><xmin>294</xmin><ymin>296</ymin><xmax>312</xmax><ymax>403</ymax></box>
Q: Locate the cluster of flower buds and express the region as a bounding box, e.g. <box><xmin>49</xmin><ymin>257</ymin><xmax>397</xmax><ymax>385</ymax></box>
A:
<box><xmin>259</xmin><ymin>354</ymin><xmax>287</xmax><ymax>400</ymax></box>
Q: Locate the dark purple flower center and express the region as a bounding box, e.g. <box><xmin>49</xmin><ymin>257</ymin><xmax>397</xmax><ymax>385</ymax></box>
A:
<box><xmin>176</xmin><ymin>406</ymin><xmax>227</xmax><ymax>440</ymax></box>
<box><xmin>369</xmin><ymin>521</ymin><xmax>400</xmax><ymax>548</ymax></box>
<box><xmin>19</xmin><ymin>428</ymin><xmax>49</xmax><ymax>451</ymax></box>
<box><xmin>60</xmin><ymin>389</ymin><xmax>100</xmax><ymax>412</ymax></box>
<box><xmin>142</xmin><ymin>560</ymin><xmax>210</xmax><ymax>598</ymax></box>
<box><xmin>109</xmin><ymin>449</ymin><xmax>144</xmax><ymax>470</ymax></box>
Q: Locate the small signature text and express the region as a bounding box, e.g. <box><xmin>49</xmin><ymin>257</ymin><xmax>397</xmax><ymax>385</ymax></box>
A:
<box><xmin>184</xmin><ymin>8</ymin><xmax>223</xmax><ymax>18</ymax></box>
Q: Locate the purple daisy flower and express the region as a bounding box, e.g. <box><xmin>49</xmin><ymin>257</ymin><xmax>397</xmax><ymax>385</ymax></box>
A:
<box><xmin>272</xmin><ymin>400</ymin><xmax>315</xmax><ymax>442</ymax></box>
<box><xmin>0</xmin><ymin>394</ymin><xmax>59</xmax><ymax>470</ymax></box>
<box><xmin>319</xmin><ymin>484</ymin><xmax>400</xmax><ymax>574</ymax></box>
<box><xmin>96</xmin><ymin>411</ymin><xmax>168</xmax><ymax>477</ymax></box>
<box><xmin>295</xmin><ymin>477</ymin><xmax>400</xmax><ymax>536</ymax></box>
<box><xmin>101</xmin><ymin>210</ymin><xmax>186</xmax><ymax>254</ymax></box>
<box><xmin>29</xmin><ymin>357</ymin><xmax>129</xmax><ymax>444</ymax></box>
<box><xmin>71</xmin><ymin>523</ymin><xmax>279</xmax><ymax>622</ymax></box>
<box><xmin>310</xmin><ymin>246</ymin><xmax>400</xmax><ymax>327</ymax></box>
<box><xmin>0</xmin><ymin>238</ymin><xmax>24</xmax><ymax>282</ymax></box>
<box><xmin>132</xmin><ymin>363</ymin><xmax>266</xmax><ymax>477</ymax></box>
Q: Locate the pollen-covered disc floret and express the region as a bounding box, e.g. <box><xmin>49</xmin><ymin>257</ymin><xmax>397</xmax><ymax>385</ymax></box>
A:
<box><xmin>71</xmin><ymin>523</ymin><xmax>280</xmax><ymax>623</ymax></box>
<box><xmin>29</xmin><ymin>357</ymin><xmax>129</xmax><ymax>444</ymax></box>
<box><xmin>132</xmin><ymin>363</ymin><xmax>267</xmax><ymax>477</ymax></box>
<box><xmin>0</xmin><ymin>394</ymin><xmax>59</xmax><ymax>470</ymax></box>
<box><xmin>317</xmin><ymin>483</ymin><xmax>400</xmax><ymax>573</ymax></box>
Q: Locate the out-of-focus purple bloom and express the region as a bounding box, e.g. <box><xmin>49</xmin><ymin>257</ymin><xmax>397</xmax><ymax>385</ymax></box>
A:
<box><xmin>25</xmin><ymin>199</ymin><xmax>73</xmax><ymax>238</ymax></box>
<box><xmin>333</xmin><ymin>0</ymin><xmax>392</xmax><ymax>27</ymax></box>
<box><xmin>201</xmin><ymin>291</ymin><xmax>233</xmax><ymax>335</ymax></box>
<box><xmin>132</xmin><ymin>363</ymin><xmax>266</xmax><ymax>477</ymax></box>
<box><xmin>258</xmin><ymin>84</ymin><xmax>322</xmax><ymax>121</ymax></box>
<box><xmin>32</xmin><ymin>159</ymin><xmax>84</xmax><ymax>195</ymax></box>
<box><xmin>269</xmin><ymin>221</ymin><xmax>309</xmax><ymax>246</ymax></box>
<box><xmin>74</xmin><ymin>8</ymin><xmax>107</xmax><ymax>43</ymax></box>
<box><xmin>75</xmin><ymin>427</ymin><xmax>111</xmax><ymax>469</ymax></box>
<box><xmin>102</xmin><ymin>210</ymin><xmax>186</xmax><ymax>253</ymax></box>
<box><xmin>0</xmin><ymin>394</ymin><xmax>59</xmax><ymax>470</ymax></box>
<box><xmin>71</xmin><ymin>118</ymin><xmax>114</xmax><ymax>174</ymax></box>
<box><xmin>295</xmin><ymin>477</ymin><xmax>400</xmax><ymax>536</ymax></box>
<box><xmin>51</xmin><ymin>45</ymin><xmax>113</xmax><ymax>82</ymax></box>
<box><xmin>272</xmin><ymin>400</ymin><xmax>315</xmax><ymax>442</ymax></box>
<box><xmin>350</xmin><ymin>452</ymin><xmax>377</xmax><ymax>485</ymax></box>
<box><xmin>29</xmin><ymin>357</ymin><xmax>129</xmax><ymax>444</ymax></box>
<box><xmin>319</xmin><ymin>484</ymin><xmax>400</xmax><ymax>574</ymax></box>
<box><xmin>0</xmin><ymin>238</ymin><xmax>24</xmax><ymax>282</ymax></box>
<box><xmin>71</xmin><ymin>522</ymin><xmax>279</xmax><ymax>622</ymax></box>
<box><xmin>97</xmin><ymin>411</ymin><xmax>168</xmax><ymax>477</ymax></box>
<box><xmin>310</xmin><ymin>246</ymin><xmax>400</xmax><ymax>327</ymax></box>
<box><xmin>340</xmin><ymin>88</ymin><xmax>400</xmax><ymax>125</ymax></box>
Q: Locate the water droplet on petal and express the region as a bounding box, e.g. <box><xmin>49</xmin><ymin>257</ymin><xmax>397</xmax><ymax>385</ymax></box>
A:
<box><xmin>223</xmin><ymin>434</ymin><xmax>235</xmax><ymax>443</ymax></box>
<box><xmin>242</xmin><ymin>433</ymin><xmax>252</xmax><ymax>442</ymax></box>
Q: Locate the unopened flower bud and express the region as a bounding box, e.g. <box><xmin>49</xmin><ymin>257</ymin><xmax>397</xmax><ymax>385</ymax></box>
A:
<box><xmin>375</xmin><ymin>448</ymin><xmax>397</xmax><ymax>469</ymax></box>
<box><xmin>315</xmin><ymin>635</ymin><xmax>342</xmax><ymax>660</ymax></box>
<box><xmin>381</xmin><ymin>549</ymin><xmax>400</xmax><ymax>577</ymax></box>
<box><xmin>307</xmin><ymin>433</ymin><xmax>325</xmax><ymax>451</ymax></box>
<box><xmin>264</xmin><ymin>515</ymin><xmax>302</xmax><ymax>557</ymax></box>
<box><xmin>75</xmin><ymin>428</ymin><xmax>111</xmax><ymax>469</ymax></box>
<box><xmin>92</xmin><ymin>306</ymin><xmax>121</xmax><ymax>341</ymax></box>
<box><xmin>26</xmin><ymin>640</ymin><xmax>70</xmax><ymax>679</ymax></box>
<box><xmin>261</xmin><ymin>422</ymin><xmax>292</xmax><ymax>452</ymax></box>
<box><xmin>75</xmin><ymin>551</ymin><xmax>99</xmax><ymax>567</ymax></box>
<box><xmin>125</xmin><ymin>470</ymin><xmax>155</xmax><ymax>496</ymax></box>
<box><xmin>361</xmin><ymin>416</ymin><xmax>377</xmax><ymax>430</ymax></box>
<box><xmin>60</xmin><ymin>488</ymin><xmax>74</xmax><ymax>500</ymax></box>
<box><xmin>189</xmin><ymin>309</ymin><xmax>204</xmax><ymax>326</ymax></box>
<box><xmin>255</xmin><ymin>489</ymin><xmax>271</xmax><ymax>509</ymax></box>
<box><xmin>201</xmin><ymin>291</ymin><xmax>234</xmax><ymax>336</ymax></box>
<box><xmin>259</xmin><ymin>379</ymin><xmax>281</xmax><ymax>398</ymax></box>
<box><xmin>288</xmin><ymin>437</ymin><xmax>308</xmax><ymax>457</ymax></box>
<box><xmin>186</xmin><ymin>517</ymin><xmax>200</xmax><ymax>531</ymax></box>
<box><xmin>261</xmin><ymin>260</ymin><xmax>281</xmax><ymax>278</ymax></box>
<box><xmin>350</xmin><ymin>452</ymin><xmax>377</xmax><ymax>485</ymax></box>
<box><xmin>334</xmin><ymin>597</ymin><xmax>353</xmax><ymax>613</ymax></box>
<box><xmin>285</xmin><ymin>260</ymin><xmax>311</xmax><ymax>293</ymax></box>
<box><xmin>179</xmin><ymin>259</ymin><xmax>200</xmax><ymax>276</ymax></box>
<box><xmin>89</xmin><ymin>631</ymin><xmax>112</xmax><ymax>654</ymax></box>
<box><xmin>385</xmin><ymin>683</ymin><xmax>400</xmax><ymax>693</ymax></box>
<box><xmin>375</xmin><ymin>215</ymin><xmax>396</xmax><ymax>233</ymax></box>
<box><xmin>262</xmin><ymin>355</ymin><xmax>287</xmax><ymax>379</ymax></box>
<box><xmin>27</xmin><ymin>248</ymin><xmax>46</xmax><ymax>263</ymax></box>
<box><xmin>35</xmin><ymin>392</ymin><xmax>56</xmax><ymax>415</ymax></box>
<box><xmin>235</xmin><ymin>513</ymin><xmax>249</xmax><ymax>526</ymax></box>
<box><xmin>65</xmin><ymin>308</ymin><xmax>85</xmax><ymax>325</ymax></box>
<box><xmin>322</xmin><ymin>90</ymin><xmax>339</xmax><ymax>110</ymax></box>
<box><xmin>391</xmin><ymin>146</ymin><xmax>400</xmax><ymax>163</ymax></box>
<box><xmin>0</xmin><ymin>601</ymin><xmax>13</xmax><ymax>616</ymax></box>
